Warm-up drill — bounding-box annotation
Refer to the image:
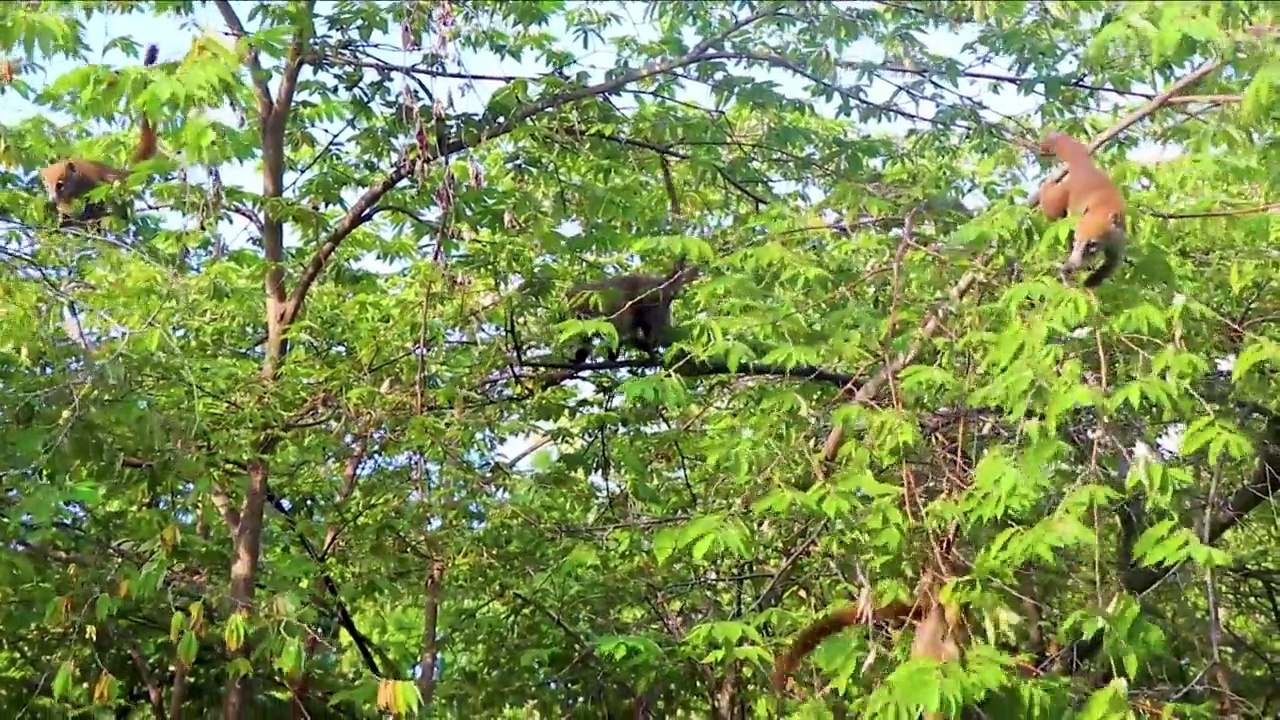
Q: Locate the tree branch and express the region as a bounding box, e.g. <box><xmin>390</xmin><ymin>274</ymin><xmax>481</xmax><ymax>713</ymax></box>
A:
<box><xmin>275</xmin><ymin>0</ymin><xmax>315</xmax><ymax>121</ymax></box>
<box><xmin>1043</xmin><ymin>407</ymin><xmax>1280</xmax><ymax>676</ymax></box>
<box><xmin>557</xmin><ymin>128</ymin><xmax>772</xmax><ymax>206</ymax></box>
<box><xmin>280</xmin><ymin>5</ymin><xmax>784</xmax><ymax>329</ymax></box>
<box><xmin>266</xmin><ymin>492</ymin><xmax>387</xmax><ymax>678</ymax></box>
<box><xmin>1148</xmin><ymin>202</ymin><xmax>1278</xmax><ymax>220</ymax></box>
<box><xmin>417</xmin><ymin>560</ymin><xmax>444</xmax><ymax>708</ymax></box>
<box><xmin>209</xmin><ymin>482</ymin><xmax>240</xmax><ymax>533</ymax></box>
<box><xmin>214</xmin><ymin>0</ymin><xmax>274</xmax><ymax>118</ymax></box>
<box><xmin>128</xmin><ymin>646</ymin><xmax>166</xmax><ymax>720</ymax></box>
<box><xmin>168</xmin><ymin>657</ymin><xmax>188</xmax><ymax>720</ymax></box>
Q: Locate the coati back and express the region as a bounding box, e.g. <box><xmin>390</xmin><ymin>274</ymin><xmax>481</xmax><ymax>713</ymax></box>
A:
<box><xmin>40</xmin><ymin>44</ymin><xmax>160</xmax><ymax>221</ymax></box>
<box><xmin>568</xmin><ymin>258</ymin><xmax>700</xmax><ymax>364</ymax></box>
<box><xmin>1037</xmin><ymin>131</ymin><xmax>1127</xmax><ymax>288</ymax></box>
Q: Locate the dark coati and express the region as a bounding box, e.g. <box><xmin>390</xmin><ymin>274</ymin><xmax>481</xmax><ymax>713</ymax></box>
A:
<box><xmin>567</xmin><ymin>258</ymin><xmax>700</xmax><ymax>363</ymax></box>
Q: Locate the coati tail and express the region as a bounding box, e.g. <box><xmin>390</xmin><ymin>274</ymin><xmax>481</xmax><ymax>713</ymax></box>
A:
<box><xmin>771</xmin><ymin>606</ymin><xmax>863</xmax><ymax>691</ymax></box>
<box><xmin>132</xmin><ymin>44</ymin><xmax>159</xmax><ymax>164</ymax></box>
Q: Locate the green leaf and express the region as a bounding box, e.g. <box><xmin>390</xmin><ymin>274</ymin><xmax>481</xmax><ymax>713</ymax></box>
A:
<box><xmin>52</xmin><ymin>661</ymin><xmax>74</xmax><ymax>701</ymax></box>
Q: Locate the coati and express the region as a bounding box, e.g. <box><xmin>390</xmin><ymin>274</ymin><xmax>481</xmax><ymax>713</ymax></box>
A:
<box><xmin>567</xmin><ymin>258</ymin><xmax>700</xmax><ymax>364</ymax></box>
<box><xmin>40</xmin><ymin>44</ymin><xmax>160</xmax><ymax>225</ymax></box>
<box><xmin>1036</xmin><ymin>131</ymin><xmax>1127</xmax><ymax>288</ymax></box>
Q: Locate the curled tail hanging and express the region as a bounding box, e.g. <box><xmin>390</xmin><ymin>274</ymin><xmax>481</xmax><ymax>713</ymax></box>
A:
<box><xmin>131</xmin><ymin>44</ymin><xmax>159</xmax><ymax>164</ymax></box>
<box><xmin>771</xmin><ymin>606</ymin><xmax>863</xmax><ymax>691</ymax></box>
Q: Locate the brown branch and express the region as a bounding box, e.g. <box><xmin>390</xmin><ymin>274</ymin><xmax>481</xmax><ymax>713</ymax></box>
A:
<box><xmin>1164</xmin><ymin>94</ymin><xmax>1242</xmax><ymax>105</ymax></box>
<box><xmin>1042</xmin><ymin>407</ymin><xmax>1280</xmax><ymax>676</ymax></box>
<box><xmin>817</xmin><ymin>56</ymin><xmax>1224</xmax><ymax>472</ymax></box>
<box><xmin>280</xmin><ymin>5</ymin><xmax>784</xmax><ymax>330</ymax></box>
<box><xmin>290</xmin><ymin>632</ymin><xmax>319</xmax><ymax>719</ymax></box>
<box><xmin>276</xmin><ymin>1</ymin><xmax>315</xmax><ymax>121</ymax></box>
<box><xmin>320</xmin><ymin>432</ymin><xmax>370</xmax><ymax>560</ymax></box>
<box><xmin>258</xmin><ymin>16</ymin><xmax>310</xmax><ymax>377</ymax></box>
<box><xmin>318</xmin><ymin>52</ymin><xmax>524</xmax><ymax>82</ymax></box>
<box><xmin>168</xmin><ymin>658</ymin><xmax>188</xmax><ymax>720</ymax></box>
<box><xmin>523</xmin><ymin>353</ymin><xmax>863</xmax><ymax>387</ymax></box>
<box><xmin>1203</xmin><ymin>465</ymin><xmax>1236</xmax><ymax>715</ymax></box>
<box><xmin>214</xmin><ymin>0</ymin><xmax>274</xmax><ymax>118</ymax></box>
<box><xmin>660</xmin><ymin>155</ymin><xmax>682</xmax><ymax>219</ymax></box>
<box><xmin>209</xmin><ymin>482</ymin><xmax>240</xmax><ymax>533</ymax></box>
<box><xmin>714</xmin><ymin>51</ymin><xmax>956</xmax><ymax>128</ymax></box>
<box><xmin>873</xmin><ymin>62</ymin><xmax>1158</xmax><ymax>100</ymax></box>
<box><xmin>510</xmin><ymin>590</ymin><xmax>594</xmax><ymax>655</ymax></box>
<box><xmin>217</xmin><ymin>1</ymin><xmax>315</xmax><ymax>378</ymax></box>
<box><xmin>417</xmin><ymin>560</ymin><xmax>445</xmax><ymax>708</ymax></box>
<box><xmin>222</xmin><ymin>461</ymin><xmax>269</xmax><ymax>719</ymax></box>
<box><xmin>128</xmin><ymin>647</ymin><xmax>166</xmax><ymax>720</ymax></box>
<box><xmin>265</xmin><ymin>492</ymin><xmax>386</xmax><ymax>678</ymax></box>
<box><xmin>560</xmin><ymin>129</ymin><xmax>772</xmax><ymax>206</ymax></box>
<box><xmin>749</xmin><ymin>519</ymin><xmax>828</xmax><ymax>614</ymax></box>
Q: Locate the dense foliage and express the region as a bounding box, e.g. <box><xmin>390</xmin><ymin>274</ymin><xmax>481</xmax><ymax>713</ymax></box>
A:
<box><xmin>1</xmin><ymin>1</ymin><xmax>1278</xmax><ymax>717</ymax></box>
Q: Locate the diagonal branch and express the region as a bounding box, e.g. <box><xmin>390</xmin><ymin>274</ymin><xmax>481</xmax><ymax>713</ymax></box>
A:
<box><xmin>715</xmin><ymin>51</ymin><xmax>964</xmax><ymax>129</ymax></box>
<box><xmin>280</xmin><ymin>5</ymin><xmax>784</xmax><ymax>329</ymax></box>
<box><xmin>1149</xmin><ymin>201</ymin><xmax>1279</xmax><ymax>220</ymax></box>
<box><xmin>128</xmin><ymin>646</ymin><xmax>166</xmax><ymax>720</ymax></box>
<box><xmin>557</xmin><ymin>128</ymin><xmax>772</xmax><ymax>206</ymax></box>
<box><xmin>266</xmin><ymin>492</ymin><xmax>386</xmax><ymax>678</ymax></box>
<box><xmin>816</xmin><ymin>57</ymin><xmax>1224</xmax><ymax>472</ymax></box>
<box><xmin>214</xmin><ymin>0</ymin><xmax>274</xmax><ymax>118</ymax></box>
<box><xmin>1042</xmin><ymin>408</ymin><xmax>1280</xmax><ymax>675</ymax></box>
<box><xmin>275</xmin><ymin>0</ymin><xmax>315</xmax><ymax>121</ymax></box>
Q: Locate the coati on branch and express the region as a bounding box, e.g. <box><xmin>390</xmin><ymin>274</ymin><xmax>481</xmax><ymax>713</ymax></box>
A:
<box><xmin>39</xmin><ymin>44</ymin><xmax>160</xmax><ymax>225</ymax></box>
<box><xmin>1036</xmin><ymin>131</ymin><xmax>1127</xmax><ymax>288</ymax></box>
<box><xmin>567</xmin><ymin>258</ymin><xmax>700</xmax><ymax>364</ymax></box>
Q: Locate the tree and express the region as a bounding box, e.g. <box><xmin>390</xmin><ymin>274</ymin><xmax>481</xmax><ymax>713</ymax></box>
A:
<box><xmin>0</xmin><ymin>1</ymin><xmax>1277</xmax><ymax>717</ymax></box>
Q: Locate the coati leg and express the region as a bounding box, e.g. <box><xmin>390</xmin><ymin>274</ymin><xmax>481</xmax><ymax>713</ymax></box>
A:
<box><xmin>1038</xmin><ymin>177</ymin><xmax>1071</xmax><ymax>220</ymax></box>
<box><xmin>632</xmin><ymin>303</ymin><xmax>673</xmax><ymax>358</ymax></box>
<box><xmin>571</xmin><ymin>335</ymin><xmax>619</xmax><ymax>365</ymax></box>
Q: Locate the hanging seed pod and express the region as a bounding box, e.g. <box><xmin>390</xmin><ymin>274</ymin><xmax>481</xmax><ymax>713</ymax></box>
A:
<box><xmin>401</xmin><ymin>0</ymin><xmax>423</xmax><ymax>50</ymax></box>
<box><xmin>398</xmin><ymin>82</ymin><xmax>418</xmax><ymax>126</ymax></box>
<box><xmin>433</xmin><ymin>0</ymin><xmax>456</xmax><ymax>56</ymax></box>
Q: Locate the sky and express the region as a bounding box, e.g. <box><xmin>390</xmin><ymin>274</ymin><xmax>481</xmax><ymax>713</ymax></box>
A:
<box><xmin>0</xmin><ymin>1</ymin><xmax>1186</xmax><ymax>461</ymax></box>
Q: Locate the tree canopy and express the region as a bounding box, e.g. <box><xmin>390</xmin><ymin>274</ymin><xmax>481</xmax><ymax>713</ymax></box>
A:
<box><xmin>1</xmin><ymin>1</ymin><xmax>1278</xmax><ymax>718</ymax></box>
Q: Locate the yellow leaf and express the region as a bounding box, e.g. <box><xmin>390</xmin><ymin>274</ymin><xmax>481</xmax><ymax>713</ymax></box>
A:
<box><xmin>92</xmin><ymin>672</ymin><xmax>113</xmax><ymax>704</ymax></box>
